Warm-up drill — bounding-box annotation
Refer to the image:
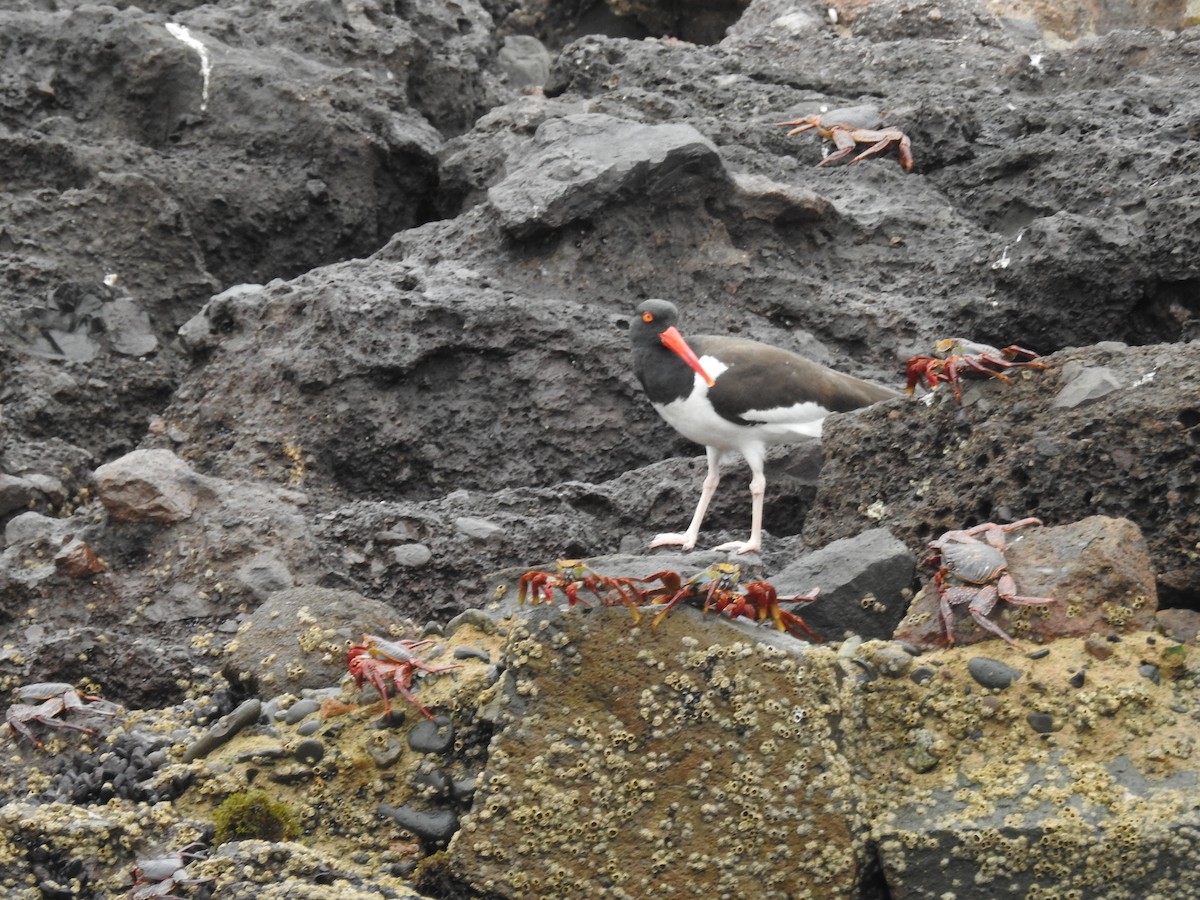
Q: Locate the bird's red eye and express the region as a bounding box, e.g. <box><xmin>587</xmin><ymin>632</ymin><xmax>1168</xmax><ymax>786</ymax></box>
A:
<box><xmin>642</xmin><ymin>312</ymin><xmax>654</xmax><ymax>323</ymax></box>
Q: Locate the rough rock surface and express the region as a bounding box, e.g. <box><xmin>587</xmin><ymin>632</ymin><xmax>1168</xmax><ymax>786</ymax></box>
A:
<box><xmin>451</xmin><ymin>606</ymin><xmax>873</xmax><ymax>898</ymax></box>
<box><xmin>1</xmin><ymin>0</ymin><xmax>1199</xmax><ymax>896</ymax></box>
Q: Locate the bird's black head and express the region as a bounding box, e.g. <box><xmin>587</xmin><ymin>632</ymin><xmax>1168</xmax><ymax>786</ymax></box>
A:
<box><xmin>629</xmin><ymin>299</ymin><xmax>716</xmax><ymax>389</ymax></box>
<box><xmin>630</xmin><ymin>299</ymin><xmax>680</xmax><ymax>346</ymax></box>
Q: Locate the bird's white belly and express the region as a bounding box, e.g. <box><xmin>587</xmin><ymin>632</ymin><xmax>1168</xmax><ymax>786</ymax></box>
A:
<box><xmin>653</xmin><ymin>372</ymin><xmax>825</xmax><ymax>452</ymax></box>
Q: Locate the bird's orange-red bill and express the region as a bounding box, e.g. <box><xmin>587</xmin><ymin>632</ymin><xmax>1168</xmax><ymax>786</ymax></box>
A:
<box><xmin>660</xmin><ymin>326</ymin><xmax>716</xmax><ymax>387</ymax></box>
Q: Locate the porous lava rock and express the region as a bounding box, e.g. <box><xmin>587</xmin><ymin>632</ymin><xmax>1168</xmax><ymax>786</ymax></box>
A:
<box><xmin>771</xmin><ymin>527</ymin><xmax>917</xmax><ymax>641</ymax></box>
<box><xmin>804</xmin><ymin>343</ymin><xmax>1200</xmax><ymax>608</ymax></box>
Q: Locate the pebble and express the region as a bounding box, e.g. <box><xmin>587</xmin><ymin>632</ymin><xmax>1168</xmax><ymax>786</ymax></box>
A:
<box><xmin>446</xmin><ymin>607</ymin><xmax>500</xmax><ymax>635</ymax></box>
<box><xmin>1027</xmin><ymin>712</ymin><xmax>1059</xmax><ymax>734</ymax></box>
<box><xmin>454</xmin><ymin>516</ymin><xmax>503</xmax><ymax>540</ymax></box>
<box><xmin>392</xmin><ymin>543</ymin><xmax>432</xmax><ymax>567</ymax></box>
<box><xmin>411</xmin><ymin>767</ymin><xmax>453</xmax><ymax>797</ymax></box>
<box><xmin>267</xmin><ymin>764</ymin><xmax>317</xmax><ymax>784</ymax></box>
<box><xmin>293</xmin><ymin>738</ymin><xmax>325</xmax><ymax>764</ymax></box>
<box><xmin>297</xmin><ymin>720</ymin><xmax>322</xmax><ymax>736</ymax></box>
<box><xmin>260</xmin><ymin>698</ymin><xmax>282</xmax><ymax>721</ymax></box>
<box><xmin>281</xmin><ymin>698</ymin><xmax>322</xmax><ymax>724</ymax></box>
<box><xmin>451</xmin><ymin>774</ymin><xmax>477</xmax><ymax>802</ymax></box>
<box><xmin>234</xmin><ymin>747</ymin><xmax>289</xmax><ymax>763</ymax></box>
<box><xmin>1138</xmin><ymin>663</ymin><xmax>1161</xmax><ymax>685</ymax></box>
<box><xmin>866</xmin><ymin>643</ymin><xmax>914</xmax><ymax>678</ymax></box>
<box><xmin>910</xmin><ymin>665</ymin><xmax>936</xmax><ymax>685</ymax></box>
<box><xmin>1069</xmin><ymin>670</ymin><xmax>1086</xmax><ymax>688</ymax></box>
<box><xmin>1084</xmin><ymin>637</ymin><xmax>1114</xmax><ymax>660</ymax></box>
<box><xmin>904</xmin><ymin>728</ymin><xmax>939</xmax><ymax>773</ymax></box>
<box><xmin>851</xmin><ymin>658</ymin><xmax>878</xmax><ymax>682</ymax></box>
<box><xmin>369</xmin><ymin>736</ymin><xmax>404</xmax><ymax>769</ymax></box>
<box><xmin>836</xmin><ymin>636</ymin><xmax>864</xmax><ymax>659</ymax></box>
<box><xmin>967</xmin><ymin>657</ymin><xmax>1021</xmax><ymax>690</ymax></box>
<box><xmin>453</xmin><ymin>645</ymin><xmax>491</xmax><ymax>663</ymax></box>
<box><xmin>371</xmin><ymin>709</ymin><xmax>408</xmax><ymax>729</ymax></box>
<box><xmin>377</xmin><ymin>802</ymin><xmax>458</xmax><ymax>844</ymax></box>
<box><xmin>182</xmin><ymin>698</ymin><xmax>262</xmax><ymax>762</ymax></box>
<box><xmin>408</xmin><ymin>715</ymin><xmax>455</xmax><ymax>754</ymax></box>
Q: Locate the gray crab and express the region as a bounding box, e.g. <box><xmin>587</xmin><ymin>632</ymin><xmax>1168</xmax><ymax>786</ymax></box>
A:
<box><xmin>5</xmin><ymin>682</ymin><xmax>119</xmax><ymax>748</ymax></box>
<box><xmin>927</xmin><ymin>518</ymin><xmax>1055</xmax><ymax>646</ymax></box>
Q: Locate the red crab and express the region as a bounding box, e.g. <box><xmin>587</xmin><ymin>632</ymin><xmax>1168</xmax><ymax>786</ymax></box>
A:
<box><xmin>906</xmin><ymin>338</ymin><xmax>1047</xmax><ymax>400</ymax></box>
<box><xmin>347</xmin><ymin>634</ymin><xmax>462</xmax><ymax>721</ymax></box>
<box><xmin>517</xmin><ymin>559</ymin><xmax>657</xmax><ymax>621</ymax></box>
<box><xmin>927</xmin><ymin>518</ymin><xmax>1055</xmax><ymax>646</ymax></box>
<box><xmin>646</xmin><ymin>562</ymin><xmax>822</xmax><ymax>642</ymax></box>
<box><xmin>778</xmin><ymin>104</ymin><xmax>914</xmax><ymax>171</ymax></box>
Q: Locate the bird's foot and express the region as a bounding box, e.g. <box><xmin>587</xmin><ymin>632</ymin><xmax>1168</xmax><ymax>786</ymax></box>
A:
<box><xmin>711</xmin><ymin>539</ymin><xmax>762</xmax><ymax>555</ymax></box>
<box><xmin>649</xmin><ymin>532</ymin><xmax>698</xmax><ymax>551</ymax></box>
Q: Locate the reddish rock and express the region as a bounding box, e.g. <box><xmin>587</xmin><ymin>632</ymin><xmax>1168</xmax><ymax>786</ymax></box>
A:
<box><xmin>53</xmin><ymin>539</ymin><xmax>106</xmax><ymax>578</ymax></box>
<box><xmin>1157</xmin><ymin>609</ymin><xmax>1200</xmax><ymax>644</ymax></box>
<box><xmin>92</xmin><ymin>448</ymin><xmax>202</xmax><ymax>523</ymax></box>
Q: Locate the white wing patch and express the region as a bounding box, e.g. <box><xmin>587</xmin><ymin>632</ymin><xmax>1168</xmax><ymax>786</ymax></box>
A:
<box><xmin>697</xmin><ymin>354</ymin><xmax>729</xmax><ymax>384</ymax></box>
<box><xmin>742</xmin><ymin>400</ymin><xmax>827</xmax><ymax>431</ymax></box>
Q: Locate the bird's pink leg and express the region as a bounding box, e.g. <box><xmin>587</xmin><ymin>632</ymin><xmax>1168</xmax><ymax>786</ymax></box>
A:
<box><xmin>713</xmin><ymin>450</ymin><xmax>765</xmax><ymax>555</ymax></box>
<box><xmin>651</xmin><ymin>447</ymin><xmax>723</xmax><ymax>551</ymax></box>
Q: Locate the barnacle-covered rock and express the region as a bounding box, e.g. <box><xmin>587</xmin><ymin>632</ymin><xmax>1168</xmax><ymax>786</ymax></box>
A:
<box><xmin>449</xmin><ymin>605</ymin><xmax>873</xmax><ymax>898</ymax></box>
<box><xmin>448</xmin><ymin>605</ymin><xmax>1200</xmax><ymax>899</ymax></box>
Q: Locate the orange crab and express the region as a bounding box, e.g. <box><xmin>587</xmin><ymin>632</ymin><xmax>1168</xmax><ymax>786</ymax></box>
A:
<box><xmin>646</xmin><ymin>563</ymin><xmax>822</xmax><ymax>642</ymax></box>
<box><xmin>778</xmin><ymin>104</ymin><xmax>914</xmax><ymax>171</ymax></box>
<box><xmin>347</xmin><ymin>634</ymin><xmax>461</xmax><ymax>721</ymax></box>
<box><xmin>906</xmin><ymin>338</ymin><xmax>1047</xmax><ymax>400</ymax></box>
<box><xmin>517</xmin><ymin>559</ymin><xmax>655</xmax><ymax>621</ymax></box>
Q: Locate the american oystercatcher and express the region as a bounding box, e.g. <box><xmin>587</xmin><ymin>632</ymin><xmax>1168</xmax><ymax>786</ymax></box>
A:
<box><xmin>629</xmin><ymin>299</ymin><xmax>899</xmax><ymax>554</ymax></box>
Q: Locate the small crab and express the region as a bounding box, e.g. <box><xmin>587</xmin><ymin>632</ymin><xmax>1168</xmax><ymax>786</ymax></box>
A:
<box><xmin>5</xmin><ymin>682</ymin><xmax>120</xmax><ymax>749</ymax></box>
<box><xmin>906</xmin><ymin>338</ymin><xmax>1047</xmax><ymax>400</ymax></box>
<box><xmin>927</xmin><ymin>518</ymin><xmax>1055</xmax><ymax>646</ymax></box>
<box><xmin>128</xmin><ymin>842</ymin><xmax>212</xmax><ymax>899</ymax></box>
<box><xmin>647</xmin><ymin>562</ymin><xmax>822</xmax><ymax>642</ymax></box>
<box><xmin>347</xmin><ymin>634</ymin><xmax>461</xmax><ymax>721</ymax></box>
<box><xmin>517</xmin><ymin>559</ymin><xmax>656</xmax><ymax>621</ymax></box>
<box><xmin>778</xmin><ymin>104</ymin><xmax>914</xmax><ymax>171</ymax></box>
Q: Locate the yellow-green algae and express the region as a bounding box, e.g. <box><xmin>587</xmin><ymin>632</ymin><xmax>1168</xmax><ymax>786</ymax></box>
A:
<box><xmin>213</xmin><ymin>789</ymin><xmax>301</xmax><ymax>843</ymax></box>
